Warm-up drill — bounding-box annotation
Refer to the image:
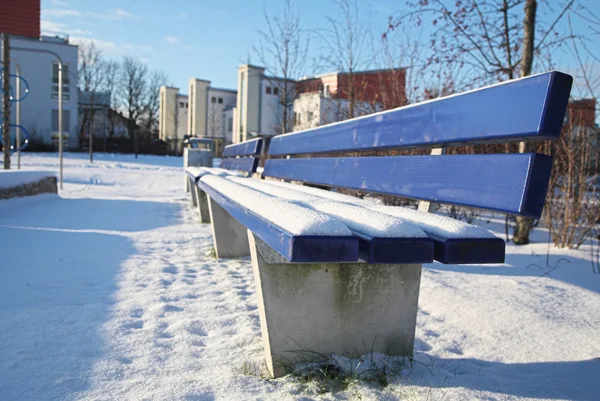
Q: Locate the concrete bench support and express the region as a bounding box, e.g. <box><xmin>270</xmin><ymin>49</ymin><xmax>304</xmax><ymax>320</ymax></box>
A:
<box><xmin>188</xmin><ymin>177</ymin><xmax>198</xmax><ymax>207</ymax></box>
<box><xmin>194</xmin><ymin>185</ymin><xmax>211</xmax><ymax>223</ymax></box>
<box><xmin>207</xmin><ymin>195</ymin><xmax>250</xmax><ymax>258</ymax></box>
<box><xmin>248</xmin><ymin>231</ymin><xmax>422</xmax><ymax>378</ymax></box>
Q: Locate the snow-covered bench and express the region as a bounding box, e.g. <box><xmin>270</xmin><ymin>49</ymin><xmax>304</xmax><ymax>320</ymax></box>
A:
<box><xmin>185</xmin><ymin>138</ymin><xmax>263</xmax><ymax>222</ymax></box>
<box><xmin>194</xmin><ymin>71</ymin><xmax>573</xmax><ymax>377</ymax></box>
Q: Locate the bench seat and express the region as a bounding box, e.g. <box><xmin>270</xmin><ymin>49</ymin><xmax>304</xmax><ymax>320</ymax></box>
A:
<box><xmin>185</xmin><ymin>166</ymin><xmax>244</xmax><ymax>183</ymax></box>
<box><xmin>199</xmin><ymin>175</ymin><xmax>434</xmax><ymax>264</ymax></box>
<box><xmin>230</xmin><ymin>177</ymin><xmax>506</xmax><ymax>264</ymax></box>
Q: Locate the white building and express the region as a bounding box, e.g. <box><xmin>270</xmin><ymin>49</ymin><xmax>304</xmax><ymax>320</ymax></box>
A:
<box><xmin>232</xmin><ymin>64</ymin><xmax>405</xmax><ymax>143</ymax></box>
<box><xmin>233</xmin><ymin>64</ymin><xmax>295</xmax><ymax>144</ymax></box>
<box><xmin>292</xmin><ymin>92</ymin><xmax>383</xmax><ymax>132</ymax></box>
<box><xmin>159</xmin><ymin>79</ymin><xmax>236</xmax><ymax>155</ymax></box>
<box><xmin>7</xmin><ymin>34</ymin><xmax>79</xmax><ymax>149</ymax></box>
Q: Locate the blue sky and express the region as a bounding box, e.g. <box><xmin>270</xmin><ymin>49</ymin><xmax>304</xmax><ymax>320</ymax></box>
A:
<box><xmin>41</xmin><ymin>0</ymin><xmax>600</xmax><ymax>96</ymax></box>
<box><xmin>41</xmin><ymin>0</ymin><xmax>400</xmax><ymax>91</ymax></box>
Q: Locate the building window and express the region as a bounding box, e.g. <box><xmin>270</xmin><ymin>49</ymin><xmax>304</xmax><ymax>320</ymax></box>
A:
<box><xmin>51</xmin><ymin>63</ymin><xmax>70</xmax><ymax>101</ymax></box>
<box><xmin>218</xmin><ymin>97</ymin><xmax>223</xmax><ymax>104</ymax></box>
<box><xmin>179</xmin><ymin>102</ymin><xmax>184</xmax><ymax>107</ymax></box>
<box><xmin>211</xmin><ymin>97</ymin><xmax>216</xmax><ymax>103</ymax></box>
<box><xmin>294</xmin><ymin>112</ymin><xmax>301</xmax><ymax>126</ymax></box>
<box><xmin>186</xmin><ymin>103</ymin><xmax>189</xmax><ymax>108</ymax></box>
<box><xmin>51</xmin><ymin>109</ymin><xmax>71</xmax><ymax>132</ymax></box>
<box><xmin>266</xmin><ymin>86</ymin><xmax>272</xmax><ymax>94</ymax></box>
<box><xmin>273</xmin><ymin>87</ymin><xmax>279</xmax><ymax>96</ymax></box>
<box><xmin>227</xmin><ymin>118</ymin><xmax>233</xmax><ymax>131</ymax></box>
<box><xmin>307</xmin><ymin>111</ymin><xmax>314</xmax><ymax>121</ymax></box>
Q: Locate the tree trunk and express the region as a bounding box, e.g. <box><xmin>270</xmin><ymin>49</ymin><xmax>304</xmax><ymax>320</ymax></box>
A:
<box><xmin>513</xmin><ymin>0</ymin><xmax>537</xmax><ymax>245</ymax></box>
<box><xmin>282</xmin><ymin>80</ymin><xmax>288</xmax><ymax>135</ymax></box>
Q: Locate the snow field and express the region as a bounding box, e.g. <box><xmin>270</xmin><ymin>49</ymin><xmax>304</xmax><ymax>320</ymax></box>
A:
<box><xmin>0</xmin><ymin>152</ymin><xmax>598</xmax><ymax>401</ymax></box>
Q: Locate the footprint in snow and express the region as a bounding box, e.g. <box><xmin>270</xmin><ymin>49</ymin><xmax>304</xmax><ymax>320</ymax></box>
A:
<box><xmin>162</xmin><ymin>266</ymin><xmax>178</xmax><ymax>275</ymax></box>
<box><xmin>122</xmin><ymin>320</ymin><xmax>144</xmax><ymax>330</ymax></box>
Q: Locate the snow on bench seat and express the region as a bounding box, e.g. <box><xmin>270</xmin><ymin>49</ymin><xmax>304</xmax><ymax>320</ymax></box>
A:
<box><xmin>225</xmin><ymin>176</ymin><xmax>433</xmax><ymax>263</ymax></box>
<box><xmin>185</xmin><ymin>167</ymin><xmax>244</xmax><ymax>183</ymax></box>
<box><xmin>259</xmin><ymin>179</ymin><xmax>505</xmax><ymax>264</ymax></box>
<box><xmin>198</xmin><ymin>175</ymin><xmax>359</xmax><ymax>262</ymax></box>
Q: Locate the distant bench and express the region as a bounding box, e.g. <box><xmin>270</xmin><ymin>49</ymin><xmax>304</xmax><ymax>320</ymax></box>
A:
<box><xmin>185</xmin><ymin>138</ymin><xmax>262</xmax><ymax>223</ymax></box>
<box><xmin>185</xmin><ymin>71</ymin><xmax>573</xmax><ymax>377</ymax></box>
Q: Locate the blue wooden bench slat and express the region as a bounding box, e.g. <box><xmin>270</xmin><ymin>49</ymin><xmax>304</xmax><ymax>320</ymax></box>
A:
<box><xmin>216</xmin><ymin>177</ymin><xmax>435</xmax><ymax>264</ymax></box>
<box><xmin>357</xmin><ymin>235</ymin><xmax>434</xmax><ymax>264</ymax></box>
<box><xmin>222</xmin><ymin>138</ymin><xmax>263</xmax><ymax>157</ymax></box>
<box><xmin>268</xmin><ymin>71</ymin><xmax>572</xmax><ymax>156</ymax></box>
<box><xmin>196</xmin><ymin>180</ymin><xmax>360</xmax><ymax>263</ymax></box>
<box><xmin>264</xmin><ymin>153</ymin><xmax>552</xmax><ymax>219</ymax></box>
<box><xmin>219</xmin><ymin>158</ymin><xmax>260</xmax><ymax>174</ymax></box>
<box><xmin>429</xmin><ymin>235</ymin><xmax>506</xmax><ymax>264</ymax></box>
<box><xmin>233</xmin><ymin>178</ymin><xmax>506</xmax><ymax>265</ymax></box>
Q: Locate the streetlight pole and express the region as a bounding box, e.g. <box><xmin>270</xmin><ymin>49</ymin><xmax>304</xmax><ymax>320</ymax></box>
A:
<box><xmin>1</xmin><ymin>33</ymin><xmax>10</xmax><ymax>170</ymax></box>
<box><xmin>14</xmin><ymin>60</ymin><xmax>21</xmax><ymax>169</ymax></box>
<box><xmin>10</xmin><ymin>46</ymin><xmax>64</xmax><ymax>189</ymax></box>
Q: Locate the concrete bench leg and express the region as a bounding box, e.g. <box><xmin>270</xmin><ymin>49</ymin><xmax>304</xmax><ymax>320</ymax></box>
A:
<box><xmin>194</xmin><ymin>185</ymin><xmax>211</xmax><ymax>223</ymax></box>
<box><xmin>189</xmin><ymin>178</ymin><xmax>198</xmax><ymax>207</ymax></box>
<box><xmin>207</xmin><ymin>195</ymin><xmax>251</xmax><ymax>258</ymax></box>
<box><xmin>248</xmin><ymin>230</ymin><xmax>422</xmax><ymax>378</ymax></box>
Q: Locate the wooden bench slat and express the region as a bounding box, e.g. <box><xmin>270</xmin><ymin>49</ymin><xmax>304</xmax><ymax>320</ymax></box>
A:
<box><xmin>268</xmin><ymin>71</ymin><xmax>572</xmax><ymax>156</ymax></box>
<box><xmin>185</xmin><ymin>167</ymin><xmax>243</xmax><ymax>183</ymax></box>
<box><xmin>264</xmin><ymin>153</ymin><xmax>552</xmax><ymax>219</ymax></box>
<box><xmin>197</xmin><ymin>176</ymin><xmax>359</xmax><ymax>262</ymax></box>
<box><xmin>260</xmin><ymin>179</ymin><xmax>505</xmax><ymax>264</ymax></box>
<box><xmin>222</xmin><ymin>138</ymin><xmax>263</xmax><ymax>157</ymax></box>
<box><xmin>225</xmin><ymin>176</ymin><xmax>434</xmax><ymax>264</ymax></box>
<box><xmin>219</xmin><ymin>157</ymin><xmax>260</xmax><ymax>174</ymax></box>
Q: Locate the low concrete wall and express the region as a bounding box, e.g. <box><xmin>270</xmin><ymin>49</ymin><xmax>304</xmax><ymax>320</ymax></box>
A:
<box><xmin>0</xmin><ymin>176</ymin><xmax>58</xmax><ymax>200</ymax></box>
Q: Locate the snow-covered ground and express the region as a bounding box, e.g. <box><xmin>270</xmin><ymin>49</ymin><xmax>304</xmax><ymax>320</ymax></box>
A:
<box><xmin>0</xmin><ymin>152</ymin><xmax>599</xmax><ymax>401</ymax></box>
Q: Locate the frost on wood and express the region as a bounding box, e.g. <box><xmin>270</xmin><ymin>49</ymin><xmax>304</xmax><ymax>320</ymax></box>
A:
<box><xmin>200</xmin><ymin>175</ymin><xmax>352</xmax><ymax>236</ymax></box>
<box><xmin>226</xmin><ymin>176</ymin><xmax>427</xmax><ymax>239</ymax></box>
<box><xmin>252</xmin><ymin>178</ymin><xmax>497</xmax><ymax>240</ymax></box>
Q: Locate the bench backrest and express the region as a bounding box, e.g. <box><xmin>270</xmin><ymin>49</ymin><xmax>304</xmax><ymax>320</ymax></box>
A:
<box><xmin>220</xmin><ymin>138</ymin><xmax>263</xmax><ymax>174</ymax></box>
<box><xmin>263</xmin><ymin>71</ymin><xmax>573</xmax><ymax>219</ymax></box>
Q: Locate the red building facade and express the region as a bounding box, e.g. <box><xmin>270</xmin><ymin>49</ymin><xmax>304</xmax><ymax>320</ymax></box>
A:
<box><xmin>0</xmin><ymin>0</ymin><xmax>41</xmax><ymax>39</ymax></box>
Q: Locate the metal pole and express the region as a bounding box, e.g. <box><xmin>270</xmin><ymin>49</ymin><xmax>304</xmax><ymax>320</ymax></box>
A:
<box><xmin>58</xmin><ymin>61</ymin><xmax>63</xmax><ymax>189</ymax></box>
<box><xmin>1</xmin><ymin>33</ymin><xmax>10</xmax><ymax>170</ymax></box>
<box><xmin>15</xmin><ymin>62</ymin><xmax>20</xmax><ymax>169</ymax></box>
<box><xmin>89</xmin><ymin>105</ymin><xmax>93</xmax><ymax>163</ymax></box>
<box><xmin>9</xmin><ymin>46</ymin><xmax>64</xmax><ymax>188</ymax></box>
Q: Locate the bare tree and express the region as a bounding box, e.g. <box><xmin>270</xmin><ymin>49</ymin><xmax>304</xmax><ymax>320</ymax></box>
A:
<box><xmin>77</xmin><ymin>40</ymin><xmax>105</xmax><ymax>162</ymax></box>
<box><xmin>207</xmin><ymin>101</ymin><xmax>222</xmax><ymax>138</ymax></box>
<box><xmin>389</xmin><ymin>0</ymin><xmax>578</xmax><ymax>244</ymax></box>
<box><xmin>142</xmin><ymin>69</ymin><xmax>168</xmax><ymax>143</ymax></box>
<box><xmin>254</xmin><ymin>0</ymin><xmax>309</xmax><ymax>135</ymax></box>
<box><xmin>117</xmin><ymin>56</ymin><xmax>148</xmax><ymax>158</ymax></box>
<box><xmin>102</xmin><ymin>60</ymin><xmax>119</xmax><ymax>139</ymax></box>
<box><xmin>322</xmin><ymin>0</ymin><xmax>372</xmax><ymax>119</ymax></box>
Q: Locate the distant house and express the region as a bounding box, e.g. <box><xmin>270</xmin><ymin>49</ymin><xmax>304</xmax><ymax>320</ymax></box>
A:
<box><xmin>9</xmin><ymin>34</ymin><xmax>79</xmax><ymax>149</ymax></box>
<box><xmin>232</xmin><ymin>64</ymin><xmax>406</xmax><ymax>143</ymax></box>
<box><xmin>159</xmin><ymin>80</ymin><xmax>237</xmax><ymax>156</ymax></box>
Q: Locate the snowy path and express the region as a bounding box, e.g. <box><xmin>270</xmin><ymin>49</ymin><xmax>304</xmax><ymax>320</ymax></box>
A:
<box><xmin>1</xmin><ymin>153</ymin><xmax>599</xmax><ymax>401</ymax></box>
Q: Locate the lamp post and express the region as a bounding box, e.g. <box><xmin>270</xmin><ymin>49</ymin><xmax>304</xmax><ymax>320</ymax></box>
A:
<box><xmin>13</xmin><ymin>60</ymin><xmax>21</xmax><ymax>169</ymax></box>
<box><xmin>10</xmin><ymin>46</ymin><xmax>64</xmax><ymax>189</ymax></box>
